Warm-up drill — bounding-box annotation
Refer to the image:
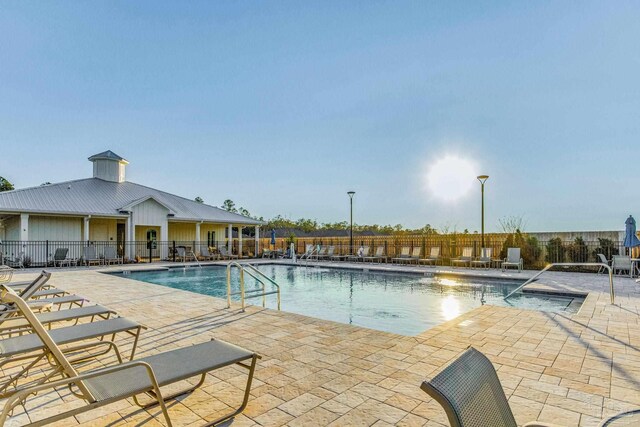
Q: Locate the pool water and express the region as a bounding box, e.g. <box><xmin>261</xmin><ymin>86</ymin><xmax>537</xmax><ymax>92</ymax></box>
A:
<box><xmin>115</xmin><ymin>265</ymin><xmax>583</xmax><ymax>336</ymax></box>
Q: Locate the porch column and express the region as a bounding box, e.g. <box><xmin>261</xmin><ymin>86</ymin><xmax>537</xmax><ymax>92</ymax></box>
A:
<box><xmin>255</xmin><ymin>226</ymin><xmax>260</xmax><ymax>257</ymax></box>
<box><xmin>228</xmin><ymin>224</ymin><xmax>233</xmax><ymax>254</ymax></box>
<box><xmin>20</xmin><ymin>213</ymin><xmax>29</xmax><ymax>241</ymax></box>
<box><xmin>160</xmin><ymin>219</ymin><xmax>169</xmax><ymax>260</ymax></box>
<box><xmin>238</xmin><ymin>226</ymin><xmax>243</xmax><ymax>257</ymax></box>
<box><xmin>195</xmin><ymin>222</ymin><xmax>201</xmax><ymax>251</ymax></box>
<box><xmin>125</xmin><ymin>214</ymin><xmax>133</xmax><ymax>260</ymax></box>
<box><xmin>83</xmin><ymin>216</ymin><xmax>90</xmax><ymax>243</ymax></box>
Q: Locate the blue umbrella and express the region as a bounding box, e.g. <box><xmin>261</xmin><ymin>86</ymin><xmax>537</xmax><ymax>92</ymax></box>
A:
<box><xmin>270</xmin><ymin>230</ymin><xmax>276</xmax><ymax>245</ymax></box>
<box><xmin>623</xmin><ymin>215</ymin><xmax>640</xmax><ymax>250</ymax></box>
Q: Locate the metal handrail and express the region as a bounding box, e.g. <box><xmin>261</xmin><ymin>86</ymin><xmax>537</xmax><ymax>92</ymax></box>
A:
<box><xmin>504</xmin><ymin>262</ymin><xmax>614</xmax><ymax>304</ymax></box>
<box><xmin>226</xmin><ymin>262</ymin><xmax>281</xmax><ymax>312</ymax></box>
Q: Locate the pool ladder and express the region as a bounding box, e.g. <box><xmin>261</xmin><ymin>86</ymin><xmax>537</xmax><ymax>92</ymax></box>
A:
<box><xmin>503</xmin><ymin>262</ymin><xmax>614</xmax><ymax>304</ymax></box>
<box><xmin>226</xmin><ymin>262</ymin><xmax>281</xmax><ymax>312</ymax></box>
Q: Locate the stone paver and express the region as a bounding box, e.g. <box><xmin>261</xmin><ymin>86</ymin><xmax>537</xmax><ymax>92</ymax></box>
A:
<box><xmin>1</xmin><ymin>260</ymin><xmax>639</xmax><ymax>426</ymax></box>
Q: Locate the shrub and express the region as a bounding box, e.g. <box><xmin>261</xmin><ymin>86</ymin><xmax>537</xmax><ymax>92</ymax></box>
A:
<box><xmin>545</xmin><ymin>238</ymin><xmax>565</xmax><ymax>263</ymax></box>
<box><xmin>567</xmin><ymin>236</ymin><xmax>589</xmax><ymax>263</ymax></box>
<box><xmin>592</xmin><ymin>238</ymin><xmax>619</xmax><ymax>261</ymax></box>
<box><xmin>500</xmin><ymin>229</ymin><xmax>540</xmax><ymax>268</ymax></box>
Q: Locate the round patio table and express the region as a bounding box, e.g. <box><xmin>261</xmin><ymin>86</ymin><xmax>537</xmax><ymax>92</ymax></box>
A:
<box><xmin>599</xmin><ymin>409</ymin><xmax>640</xmax><ymax>426</ymax></box>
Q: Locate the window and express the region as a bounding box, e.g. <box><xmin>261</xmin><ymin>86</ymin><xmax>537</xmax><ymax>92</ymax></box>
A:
<box><xmin>146</xmin><ymin>229</ymin><xmax>157</xmax><ymax>249</ymax></box>
<box><xmin>207</xmin><ymin>231</ymin><xmax>216</xmax><ymax>247</ymax></box>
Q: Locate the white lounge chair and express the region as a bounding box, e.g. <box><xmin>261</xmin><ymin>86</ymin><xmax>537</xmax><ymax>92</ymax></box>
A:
<box><xmin>103</xmin><ymin>246</ymin><xmax>121</xmax><ymax>265</ymax></box>
<box><xmin>502</xmin><ymin>247</ymin><xmax>523</xmax><ymax>272</ymax></box>
<box><xmin>451</xmin><ymin>247</ymin><xmax>473</xmax><ymax>268</ymax></box>
<box><xmin>83</xmin><ymin>246</ymin><xmax>102</xmax><ymax>266</ymax></box>
<box><xmin>391</xmin><ymin>247</ymin><xmax>411</xmax><ymax>264</ymax></box>
<box><xmin>612</xmin><ymin>255</ymin><xmax>632</xmax><ymax>277</ymax></box>
<box><xmin>420</xmin><ymin>247</ymin><xmax>441</xmax><ymax>267</ymax></box>
<box><xmin>471</xmin><ymin>248</ymin><xmax>493</xmax><ymax>269</ymax></box>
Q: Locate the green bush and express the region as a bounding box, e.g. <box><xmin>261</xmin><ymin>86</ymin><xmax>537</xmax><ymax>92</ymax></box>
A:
<box><xmin>500</xmin><ymin>229</ymin><xmax>540</xmax><ymax>268</ymax></box>
<box><xmin>592</xmin><ymin>238</ymin><xmax>619</xmax><ymax>261</ymax></box>
<box><xmin>545</xmin><ymin>238</ymin><xmax>565</xmax><ymax>263</ymax></box>
<box><xmin>567</xmin><ymin>236</ymin><xmax>589</xmax><ymax>263</ymax></box>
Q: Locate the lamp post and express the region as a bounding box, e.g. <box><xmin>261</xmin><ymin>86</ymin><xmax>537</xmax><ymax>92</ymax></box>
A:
<box><xmin>477</xmin><ymin>175</ymin><xmax>489</xmax><ymax>248</ymax></box>
<box><xmin>347</xmin><ymin>191</ymin><xmax>355</xmax><ymax>254</ymax></box>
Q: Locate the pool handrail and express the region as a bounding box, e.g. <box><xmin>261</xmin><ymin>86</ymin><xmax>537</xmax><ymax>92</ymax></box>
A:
<box><xmin>226</xmin><ymin>262</ymin><xmax>281</xmax><ymax>312</ymax></box>
<box><xmin>503</xmin><ymin>262</ymin><xmax>614</xmax><ymax>304</ymax></box>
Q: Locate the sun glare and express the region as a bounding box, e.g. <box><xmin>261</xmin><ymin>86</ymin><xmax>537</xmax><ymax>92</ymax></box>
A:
<box><xmin>425</xmin><ymin>155</ymin><xmax>478</xmax><ymax>201</ymax></box>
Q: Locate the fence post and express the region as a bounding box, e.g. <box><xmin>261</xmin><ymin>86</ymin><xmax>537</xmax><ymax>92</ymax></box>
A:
<box><xmin>45</xmin><ymin>240</ymin><xmax>49</xmax><ymax>267</ymax></box>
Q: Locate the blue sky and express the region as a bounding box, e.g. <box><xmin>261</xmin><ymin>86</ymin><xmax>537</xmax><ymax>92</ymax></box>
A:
<box><xmin>1</xmin><ymin>1</ymin><xmax>639</xmax><ymax>232</ymax></box>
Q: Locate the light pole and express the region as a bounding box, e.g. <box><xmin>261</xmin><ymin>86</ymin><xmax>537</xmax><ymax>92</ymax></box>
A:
<box><xmin>477</xmin><ymin>175</ymin><xmax>489</xmax><ymax>248</ymax></box>
<box><xmin>347</xmin><ymin>191</ymin><xmax>355</xmax><ymax>254</ymax></box>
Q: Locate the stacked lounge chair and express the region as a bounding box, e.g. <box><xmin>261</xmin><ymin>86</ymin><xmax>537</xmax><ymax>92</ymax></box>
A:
<box><xmin>0</xmin><ymin>272</ymin><xmax>259</xmax><ymax>426</ymax></box>
<box><xmin>471</xmin><ymin>248</ymin><xmax>493</xmax><ymax>269</ymax></box>
<box><xmin>391</xmin><ymin>247</ymin><xmax>411</xmax><ymax>264</ymax></box>
<box><xmin>362</xmin><ymin>246</ymin><xmax>388</xmax><ymax>263</ymax></box>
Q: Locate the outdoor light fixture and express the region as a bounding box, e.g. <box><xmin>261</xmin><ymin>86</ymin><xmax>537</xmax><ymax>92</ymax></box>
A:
<box><xmin>347</xmin><ymin>191</ymin><xmax>355</xmax><ymax>255</ymax></box>
<box><xmin>477</xmin><ymin>175</ymin><xmax>489</xmax><ymax>248</ymax></box>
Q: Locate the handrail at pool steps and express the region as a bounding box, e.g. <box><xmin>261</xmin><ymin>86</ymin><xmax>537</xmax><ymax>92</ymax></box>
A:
<box><xmin>226</xmin><ymin>262</ymin><xmax>281</xmax><ymax>312</ymax></box>
<box><xmin>503</xmin><ymin>262</ymin><xmax>614</xmax><ymax>304</ymax></box>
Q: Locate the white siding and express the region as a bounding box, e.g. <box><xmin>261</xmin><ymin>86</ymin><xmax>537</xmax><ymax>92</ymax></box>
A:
<box><xmin>3</xmin><ymin>217</ymin><xmax>20</xmax><ymax>240</ymax></box>
<box><xmin>131</xmin><ymin>199</ymin><xmax>169</xmax><ymax>227</ymax></box>
<box><xmin>28</xmin><ymin>216</ymin><xmax>82</xmax><ymax>241</ymax></box>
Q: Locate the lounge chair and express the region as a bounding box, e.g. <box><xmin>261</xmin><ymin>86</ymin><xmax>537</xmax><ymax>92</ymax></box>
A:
<box><xmin>311</xmin><ymin>246</ymin><xmax>327</xmax><ymax>260</ymax></box>
<box><xmin>407</xmin><ymin>247</ymin><xmax>421</xmax><ymax>264</ymax></box>
<box><xmin>420</xmin><ymin>247</ymin><xmax>441</xmax><ymax>267</ymax></box>
<box><xmin>612</xmin><ymin>255</ymin><xmax>632</xmax><ymax>277</ymax></box>
<box><xmin>103</xmin><ymin>246</ymin><xmax>121</xmax><ymax>265</ymax></box>
<box><xmin>451</xmin><ymin>247</ymin><xmax>473</xmax><ymax>268</ymax></box>
<box><xmin>83</xmin><ymin>246</ymin><xmax>102</xmax><ymax>266</ymax></box>
<box><xmin>391</xmin><ymin>247</ymin><xmax>411</xmax><ymax>264</ymax></box>
<box><xmin>421</xmin><ymin>347</ymin><xmax>561</xmax><ymax>427</ymax></box>
<box><xmin>0</xmin><ymin>285</ymin><xmax>259</xmax><ymax>426</ymax></box>
<box><xmin>52</xmin><ymin>248</ymin><xmax>76</xmax><ymax>267</ymax></box>
<box><xmin>199</xmin><ymin>246</ymin><xmax>217</xmax><ymax>261</ymax></box>
<box><xmin>347</xmin><ymin>246</ymin><xmax>370</xmax><ymax>262</ymax></box>
<box><xmin>321</xmin><ymin>246</ymin><xmax>336</xmax><ymax>260</ymax></box>
<box><xmin>362</xmin><ymin>246</ymin><xmax>388</xmax><ymax>263</ymax></box>
<box><xmin>596</xmin><ymin>253</ymin><xmax>611</xmax><ymax>274</ymax></box>
<box><xmin>471</xmin><ymin>248</ymin><xmax>493</xmax><ymax>269</ymax></box>
<box><xmin>0</xmin><ymin>304</ymin><xmax>116</xmax><ymax>336</ymax></box>
<box><xmin>219</xmin><ymin>246</ymin><xmax>239</xmax><ymax>260</ymax></box>
<box><xmin>501</xmin><ymin>247</ymin><xmax>523</xmax><ymax>272</ymax></box>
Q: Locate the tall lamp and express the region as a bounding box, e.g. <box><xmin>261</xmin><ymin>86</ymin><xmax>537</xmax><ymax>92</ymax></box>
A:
<box><xmin>347</xmin><ymin>191</ymin><xmax>355</xmax><ymax>255</ymax></box>
<box><xmin>477</xmin><ymin>175</ymin><xmax>489</xmax><ymax>248</ymax></box>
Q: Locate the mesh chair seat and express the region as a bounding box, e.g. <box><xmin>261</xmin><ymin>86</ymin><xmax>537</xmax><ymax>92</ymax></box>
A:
<box><xmin>84</xmin><ymin>340</ymin><xmax>254</xmax><ymax>401</ymax></box>
<box><xmin>421</xmin><ymin>347</ymin><xmax>518</xmax><ymax>427</ymax></box>
<box><xmin>0</xmin><ymin>317</ymin><xmax>140</xmax><ymax>357</ymax></box>
<box><xmin>0</xmin><ymin>304</ymin><xmax>114</xmax><ymax>332</ymax></box>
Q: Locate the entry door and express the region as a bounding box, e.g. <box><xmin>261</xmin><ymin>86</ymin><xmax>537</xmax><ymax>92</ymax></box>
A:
<box><xmin>116</xmin><ymin>223</ymin><xmax>126</xmax><ymax>256</ymax></box>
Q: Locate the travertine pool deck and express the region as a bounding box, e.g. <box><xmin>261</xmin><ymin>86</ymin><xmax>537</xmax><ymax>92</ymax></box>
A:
<box><xmin>2</xmin><ymin>261</ymin><xmax>639</xmax><ymax>426</ymax></box>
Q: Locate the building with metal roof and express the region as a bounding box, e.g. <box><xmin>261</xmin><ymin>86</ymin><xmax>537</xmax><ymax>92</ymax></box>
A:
<box><xmin>0</xmin><ymin>151</ymin><xmax>263</xmax><ymax>264</ymax></box>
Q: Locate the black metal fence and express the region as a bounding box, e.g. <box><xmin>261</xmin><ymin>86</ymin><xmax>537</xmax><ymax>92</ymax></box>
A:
<box><xmin>0</xmin><ymin>237</ymin><xmax>630</xmax><ymax>270</ymax></box>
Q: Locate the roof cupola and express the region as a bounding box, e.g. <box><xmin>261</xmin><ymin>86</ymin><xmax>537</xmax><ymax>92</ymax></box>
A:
<box><xmin>88</xmin><ymin>150</ymin><xmax>128</xmax><ymax>183</ymax></box>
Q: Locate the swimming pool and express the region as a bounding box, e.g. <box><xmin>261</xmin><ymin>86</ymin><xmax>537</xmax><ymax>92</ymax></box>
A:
<box><xmin>114</xmin><ymin>265</ymin><xmax>583</xmax><ymax>336</ymax></box>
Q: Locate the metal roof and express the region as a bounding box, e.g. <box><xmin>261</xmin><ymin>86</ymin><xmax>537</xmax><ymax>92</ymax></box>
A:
<box><xmin>88</xmin><ymin>150</ymin><xmax>128</xmax><ymax>163</ymax></box>
<box><xmin>0</xmin><ymin>178</ymin><xmax>262</xmax><ymax>225</ymax></box>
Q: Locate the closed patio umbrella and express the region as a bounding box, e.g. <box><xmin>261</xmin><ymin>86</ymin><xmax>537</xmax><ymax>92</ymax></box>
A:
<box><xmin>623</xmin><ymin>215</ymin><xmax>640</xmax><ymax>256</ymax></box>
<box><xmin>270</xmin><ymin>230</ymin><xmax>276</xmax><ymax>249</ymax></box>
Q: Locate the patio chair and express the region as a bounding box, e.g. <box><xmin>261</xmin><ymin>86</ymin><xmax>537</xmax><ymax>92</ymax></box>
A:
<box><xmin>420</xmin><ymin>247</ymin><xmax>441</xmax><ymax>267</ymax></box>
<box><xmin>0</xmin><ymin>304</ymin><xmax>116</xmax><ymax>336</ymax></box>
<box><xmin>611</xmin><ymin>255</ymin><xmax>632</xmax><ymax>277</ymax></box>
<box><xmin>199</xmin><ymin>246</ymin><xmax>217</xmax><ymax>261</ymax></box>
<box><xmin>502</xmin><ymin>248</ymin><xmax>523</xmax><ymax>272</ymax></box>
<box><xmin>347</xmin><ymin>246</ymin><xmax>370</xmax><ymax>262</ymax></box>
<box><xmin>322</xmin><ymin>246</ymin><xmax>336</xmax><ymax>260</ymax></box>
<box><xmin>0</xmin><ymin>285</ymin><xmax>259</xmax><ymax>427</ymax></box>
<box><xmin>407</xmin><ymin>246</ymin><xmax>422</xmax><ymax>264</ymax></box>
<box><xmin>596</xmin><ymin>254</ymin><xmax>611</xmax><ymax>274</ymax></box>
<box><xmin>362</xmin><ymin>246</ymin><xmax>387</xmax><ymax>263</ymax></box>
<box><xmin>451</xmin><ymin>247</ymin><xmax>473</xmax><ymax>268</ymax></box>
<box><xmin>420</xmin><ymin>347</ymin><xmax>562</xmax><ymax>427</ymax></box>
<box><xmin>219</xmin><ymin>246</ymin><xmax>239</xmax><ymax>260</ymax></box>
<box><xmin>102</xmin><ymin>246</ymin><xmax>121</xmax><ymax>265</ymax></box>
<box><xmin>391</xmin><ymin>246</ymin><xmax>411</xmax><ymax>264</ymax></box>
<box><xmin>471</xmin><ymin>248</ymin><xmax>493</xmax><ymax>269</ymax></box>
<box><xmin>52</xmin><ymin>248</ymin><xmax>75</xmax><ymax>267</ymax></box>
<box><xmin>83</xmin><ymin>246</ymin><xmax>102</xmax><ymax>266</ymax></box>
<box><xmin>311</xmin><ymin>246</ymin><xmax>327</xmax><ymax>260</ymax></box>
